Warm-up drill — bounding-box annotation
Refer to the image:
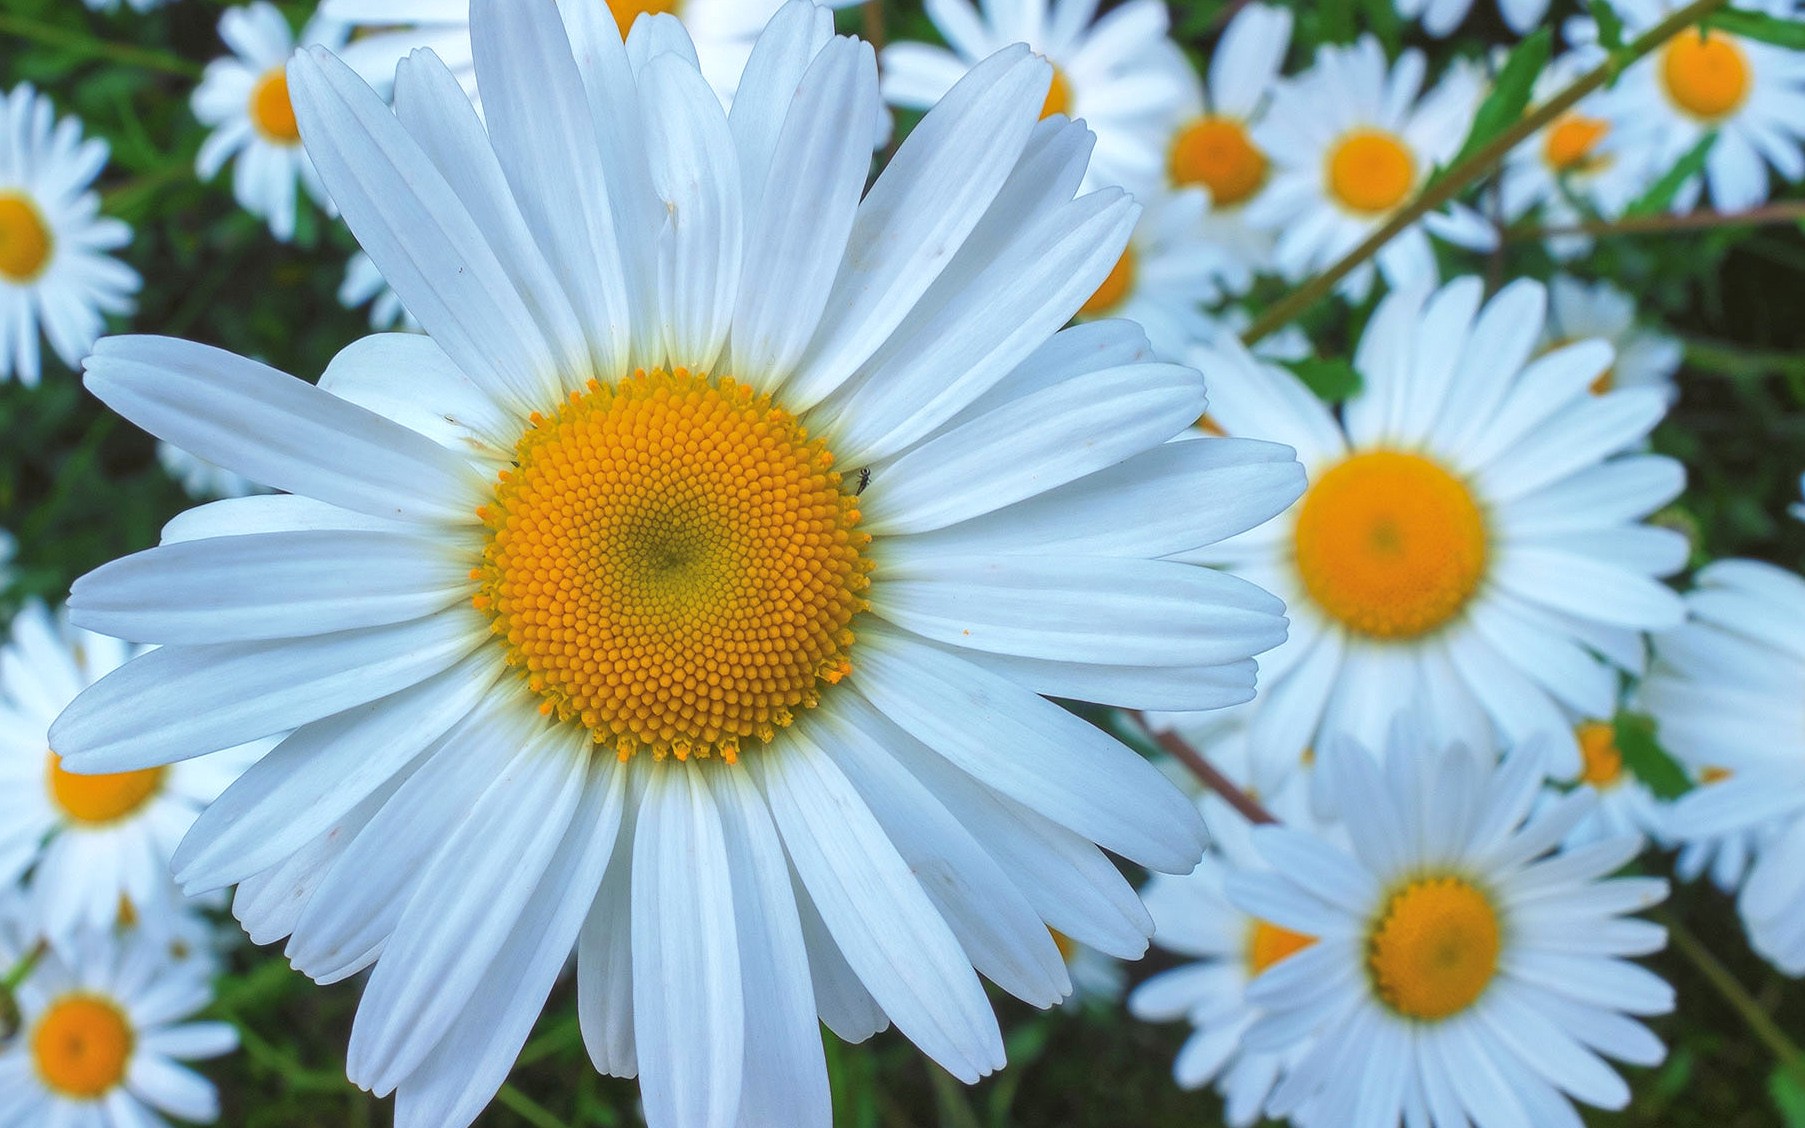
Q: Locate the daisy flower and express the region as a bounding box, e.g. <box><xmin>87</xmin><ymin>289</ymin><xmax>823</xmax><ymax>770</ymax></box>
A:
<box><xmin>0</xmin><ymin>85</ymin><xmax>139</xmax><ymax>387</ymax></box>
<box><xmin>1591</xmin><ymin>0</ymin><xmax>1805</xmax><ymax>213</ymax></box>
<box><xmin>1178</xmin><ymin>278</ymin><xmax>1688</xmax><ymax>804</ymax></box>
<box><xmin>52</xmin><ymin>5</ymin><xmax>1306</xmax><ymax>1127</ymax></box>
<box><xmin>0</xmin><ymin>925</ymin><xmax>238</xmax><ymax>1127</ymax></box>
<box><xmin>1072</xmin><ymin>187</ymin><xmax>1239</xmax><ymax>360</ymax></box>
<box><xmin>1396</xmin><ymin>0</ymin><xmax>1548</xmax><ymax>38</ymax></box>
<box><xmin>1161</xmin><ymin>4</ymin><xmax>1293</xmax><ymax>292</ymax></box>
<box><xmin>1237</xmin><ymin>736</ymin><xmax>1673</xmax><ymax>1128</ymax></box>
<box><xmin>1646</xmin><ymin>559</ymin><xmax>1805</xmax><ymax>973</ymax></box>
<box><xmin>1500</xmin><ymin>54</ymin><xmax>1661</xmax><ymax>261</ymax></box>
<box><xmin>1550</xmin><ymin>719</ymin><xmax>1668</xmax><ymax>849</ymax></box>
<box><xmin>880</xmin><ymin>0</ymin><xmax>1193</xmax><ymax>193</ymax></box>
<box><xmin>0</xmin><ymin>603</ymin><xmax>267</xmax><ymax>944</ymax></box>
<box><xmin>340</xmin><ymin>251</ymin><xmax>417</xmax><ymax>332</ymax></box>
<box><xmin>192</xmin><ymin>3</ymin><xmax>347</xmax><ymax>242</ymax></box>
<box><xmin>1543</xmin><ymin>274</ymin><xmax>1683</xmax><ymax>402</ymax></box>
<box><xmin>1248</xmin><ymin>38</ymin><xmax>1489</xmax><ymax>301</ymax></box>
<box><xmin>325</xmin><ymin>0</ymin><xmax>859</xmax><ymax>107</ymax></box>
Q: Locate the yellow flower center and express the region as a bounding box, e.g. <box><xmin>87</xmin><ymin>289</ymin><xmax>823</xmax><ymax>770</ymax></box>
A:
<box><xmin>1700</xmin><ymin>765</ymin><xmax>1733</xmax><ymax>784</ymax></box>
<box><xmin>1325</xmin><ymin>129</ymin><xmax>1416</xmax><ymax>215</ymax></box>
<box><xmin>1246</xmin><ymin>918</ymin><xmax>1317</xmax><ymax>977</ymax></box>
<box><xmin>1367</xmin><ymin>876</ymin><xmax>1501</xmax><ymax>1022</ymax></box>
<box><xmin>608</xmin><ymin>0</ymin><xmax>681</xmax><ymax>38</ymax></box>
<box><xmin>46</xmin><ymin>752</ymin><xmax>168</xmax><ymax>826</ymax></box>
<box><xmin>32</xmin><ymin>995</ymin><xmax>134</xmax><ymax>1100</ymax></box>
<box><xmin>1041</xmin><ymin>64</ymin><xmax>1073</xmax><ymax>120</ymax></box>
<box><xmin>1293</xmin><ymin>451</ymin><xmax>1488</xmax><ymax>640</ymax></box>
<box><xmin>1169</xmin><ymin>116</ymin><xmax>1269</xmax><ymax>208</ymax></box>
<box><xmin>1661</xmin><ymin>30</ymin><xmax>1750</xmax><ymax>122</ymax></box>
<box><xmin>249</xmin><ymin>68</ymin><xmax>301</xmax><ymax>144</ymax></box>
<box><xmin>1541</xmin><ymin>114</ymin><xmax>1611</xmax><ymax>174</ymax></box>
<box><xmin>1050</xmin><ymin>928</ymin><xmax>1077</xmax><ymax>961</ymax></box>
<box><xmin>1077</xmin><ymin>246</ymin><xmax>1136</xmax><ymax>318</ymax></box>
<box><xmin>0</xmin><ymin>192</ymin><xmax>54</xmax><ymax>283</ymax></box>
<box><xmin>474</xmin><ymin>368</ymin><xmax>871</xmax><ymax>763</ymax></box>
<box><xmin>1576</xmin><ymin>721</ymin><xmax>1625</xmax><ymax>787</ymax></box>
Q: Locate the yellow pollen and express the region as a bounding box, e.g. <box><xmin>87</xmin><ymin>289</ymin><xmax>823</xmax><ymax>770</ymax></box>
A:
<box><xmin>1246</xmin><ymin>919</ymin><xmax>1317</xmax><ymax>977</ymax></box>
<box><xmin>1040</xmin><ymin>65</ymin><xmax>1073</xmax><ymax>120</ymax></box>
<box><xmin>1661</xmin><ymin>30</ymin><xmax>1750</xmax><ymax>121</ymax></box>
<box><xmin>0</xmin><ymin>193</ymin><xmax>53</xmax><ymax>283</ymax></box>
<box><xmin>474</xmin><ymin>368</ymin><xmax>871</xmax><ymax>763</ymax></box>
<box><xmin>46</xmin><ymin>752</ymin><xmax>167</xmax><ymax>826</ymax></box>
<box><xmin>1542</xmin><ymin>114</ymin><xmax>1611</xmax><ymax>174</ymax></box>
<box><xmin>1326</xmin><ymin>129</ymin><xmax>1416</xmax><ymax>214</ymax></box>
<box><xmin>1367</xmin><ymin>876</ymin><xmax>1501</xmax><ymax>1022</ymax></box>
<box><xmin>1700</xmin><ymin>765</ymin><xmax>1733</xmax><ymax>784</ymax></box>
<box><xmin>248</xmin><ymin>68</ymin><xmax>300</xmax><ymax>144</ymax></box>
<box><xmin>1575</xmin><ymin>721</ymin><xmax>1625</xmax><ymax>788</ymax></box>
<box><xmin>1077</xmin><ymin>245</ymin><xmax>1136</xmax><ymax>318</ymax></box>
<box><xmin>32</xmin><ymin>995</ymin><xmax>134</xmax><ymax>1100</ymax></box>
<box><xmin>608</xmin><ymin>0</ymin><xmax>681</xmax><ymax>38</ymax></box>
<box><xmin>1169</xmin><ymin>116</ymin><xmax>1269</xmax><ymax>208</ymax></box>
<box><xmin>1293</xmin><ymin>451</ymin><xmax>1488</xmax><ymax>640</ymax></box>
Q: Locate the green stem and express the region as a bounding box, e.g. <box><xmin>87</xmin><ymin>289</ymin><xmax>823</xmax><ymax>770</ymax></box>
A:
<box><xmin>496</xmin><ymin>1084</ymin><xmax>572</xmax><ymax>1128</ymax></box>
<box><xmin>1505</xmin><ymin>199</ymin><xmax>1805</xmax><ymax>241</ymax></box>
<box><xmin>0</xmin><ymin>13</ymin><xmax>202</xmax><ymax>78</ymax></box>
<box><xmin>1661</xmin><ymin>908</ymin><xmax>1805</xmax><ymax>1082</ymax></box>
<box><xmin>1</xmin><ymin>942</ymin><xmax>46</xmax><ymax>995</ymax></box>
<box><xmin>1241</xmin><ymin>0</ymin><xmax>1732</xmax><ymax>345</ymax></box>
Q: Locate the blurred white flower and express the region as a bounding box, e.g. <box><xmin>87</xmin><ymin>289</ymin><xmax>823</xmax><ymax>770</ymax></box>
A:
<box><xmin>1543</xmin><ymin>274</ymin><xmax>1683</xmax><ymax>403</ymax></box>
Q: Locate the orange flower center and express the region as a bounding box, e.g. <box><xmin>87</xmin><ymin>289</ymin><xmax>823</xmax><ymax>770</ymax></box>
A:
<box><xmin>609</xmin><ymin>0</ymin><xmax>681</xmax><ymax>39</ymax></box>
<box><xmin>249</xmin><ymin>68</ymin><xmax>301</xmax><ymax>144</ymax></box>
<box><xmin>1077</xmin><ymin>245</ymin><xmax>1136</xmax><ymax>318</ymax></box>
<box><xmin>1246</xmin><ymin>918</ymin><xmax>1317</xmax><ymax>976</ymax></box>
<box><xmin>1368</xmin><ymin>876</ymin><xmax>1501</xmax><ymax>1021</ymax></box>
<box><xmin>1576</xmin><ymin>721</ymin><xmax>1625</xmax><ymax>788</ymax></box>
<box><xmin>1169</xmin><ymin>116</ymin><xmax>1269</xmax><ymax>208</ymax></box>
<box><xmin>1542</xmin><ymin>114</ymin><xmax>1611</xmax><ymax>174</ymax></box>
<box><xmin>32</xmin><ymin>995</ymin><xmax>134</xmax><ymax>1099</ymax></box>
<box><xmin>0</xmin><ymin>192</ymin><xmax>54</xmax><ymax>283</ymax></box>
<box><xmin>1325</xmin><ymin>129</ymin><xmax>1416</xmax><ymax>214</ymax></box>
<box><xmin>46</xmin><ymin>752</ymin><xmax>168</xmax><ymax>825</ymax></box>
<box><xmin>1661</xmin><ymin>30</ymin><xmax>1750</xmax><ymax>121</ymax></box>
<box><xmin>1041</xmin><ymin>65</ymin><xmax>1073</xmax><ymax>120</ymax></box>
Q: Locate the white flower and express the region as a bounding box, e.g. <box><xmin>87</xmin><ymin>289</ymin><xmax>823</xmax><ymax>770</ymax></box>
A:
<box><xmin>158</xmin><ymin>442</ymin><xmax>270</xmax><ymax>500</ymax></box>
<box><xmin>51</xmin><ymin>5</ymin><xmax>1306</xmax><ymax>1126</ymax></box>
<box><xmin>1547</xmin><ymin>719</ymin><xmax>1669</xmax><ymax>849</ymax></box>
<box><xmin>1248</xmin><ymin>38</ymin><xmax>1488</xmax><ymax>301</ymax></box>
<box><xmin>0</xmin><ymin>603</ymin><xmax>268</xmax><ymax>944</ymax></box>
<box><xmin>880</xmin><ymin>0</ymin><xmax>1192</xmax><ymax>193</ymax></box>
<box><xmin>1161</xmin><ymin>4</ymin><xmax>1293</xmax><ymax>288</ymax></box>
<box><xmin>1236</xmin><ymin>736</ymin><xmax>1672</xmax><ymax>1128</ymax></box>
<box><xmin>1647</xmin><ymin>559</ymin><xmax>1805</xmax><ymax>973</ymax></box>
<box><xmin>340</xmin><ymin>250</ymin><xmax>418</xmax><ymax>332</ymax></box>
<box><xmin>1072</xmin><ymin>187</ymin><xmax>1239</xmax><ymax>360</ymax></box>
<box><xmin>1500</xmin><ymin>53</ymin><xmax>1662</xmax><ymax>260</ymax></box>
<box><xmin>0</xmin><ymin>85</ymin><xmax>139</xmax><ymax>387</ymax></box>
<box><xmin>1543</xmin><ymin>274</ymin><xmax>1683</xmax><ymax>403</ymax></box>
<box><xmin>0</xmin><ymin>925</ymin><xmax>238</xmax><ymax>1126</ymax></box>
<box><xmin>1397</xmin><ymin>0</ymin><xmax>1548</xmax><ymax>38</ymax></box>
<box><xmin>80</xmin><ymin>0</ymin><xmax>176</xmax><ymax>12</ymax></box>
<box><xmin>1589</xmin><ymin>0</ymin><xmax>1805</xmax><ymax>212</ymax></box>
<box><xmin>1179</xmin><ymin>278</ymin><xmax>1688</xmax><ymax>806</ymax></box>
<box><xmin>192</xmin><ymin>3</ymin><xmax>346</xmax><ymax>241</ymax></box>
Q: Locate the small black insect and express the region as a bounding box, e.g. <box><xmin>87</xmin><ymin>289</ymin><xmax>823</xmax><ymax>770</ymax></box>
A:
<box><xmin>853</xmin><ymin>467</ymin><xmax>871</xmax><ymax>496</ymax></box>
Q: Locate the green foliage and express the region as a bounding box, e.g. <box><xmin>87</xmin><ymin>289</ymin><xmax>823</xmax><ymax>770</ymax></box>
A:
<box><xmin>1614</xmin><ymin>713</ymin><xmax>1693</xmax><ymax>801</ymax></box>
<box><xmin>1626</xmin><ymin>132</ymin><xmax>1719</xmax><ymax>218</ymax></box>
<box><xmin>1707</xmin><ymin>7</ymin><xmax>1805</xmax><ymax>49</ymax></box>
<box><xmin>1445</xmin><ymin>28</ymin><xmax>1552</xmax><ymax>173</ymax></box>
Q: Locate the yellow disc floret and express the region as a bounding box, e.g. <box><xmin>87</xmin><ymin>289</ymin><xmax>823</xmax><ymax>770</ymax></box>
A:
<box><xmin>1293</xmin><ymin>451</ymin><xmax>1488</xmax><ymax>640</ymax></box>
<box><xmin>1078</xmin><ymin>245</ymin><xmax>1136</xmax><ymax>318</ymax></box>
<box><xmin>1661</xmin><ymin>30</ymin><xmax>1750</xmax><ymax>122</ymax></box>
<box><xmin>1246</xmin><ymin>919</ymin><xmax>1318</xmax><ymax>977</ymax></box>
<box><xmin>32</xmin><ymin>995</ymin><xmax>134</xmax><ymax>1099</ymax></box>
<box><xmin>1041</xmin><ymin>64</ymin><xmax>1073</xmax><ymax>120</ymax></box>
<box><xmin>1367</xmin><ymin>876</ymin><xmax>1501</xmax><ymax>1022</ymax></box>
<box><xmin>474</xmin><ymin>368</ymin><xmax>871</xmax><ymax>763</ymax></box>
<box><xmin>1542</xmin><ymin>114</ymin><xmax>1611</xmax><ymax>174</ymax></box>
<box><xmin>608</xmin><ymin>0</ymin><xmax>681</xmax><ymax>38</ymax></box>
<box><xmin>1326</xmin><ymin>129</ymin><xmax>1417</xmax><ymax>215</ymax></box>
<box><xmin>1170</xmin><ymin>116</ymin><xmax>1269</xmax><ymax>207</ymax></box>
<box><xmin>248</xmin><ymin>69</ymin><xmax>301</xmax><ymax>144</ymax></box>
<box><xmin>46</xmin><ymin>752</ymin><xmax>167</xmax><ymax>826</ymax></box>
<box><xmin>0</xmin><ymin>192</ymin><xmax>54</xmax><ymax>283</ymax></box>
<box><xmin>1576</xmin><ymin>721</ymin><xmax>1625</xmax><ymax>788</ymax></box>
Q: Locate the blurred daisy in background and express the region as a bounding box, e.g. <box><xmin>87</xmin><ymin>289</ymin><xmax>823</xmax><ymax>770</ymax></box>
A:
<box><xmin>1071</xmin><ymin>188</ymin><xmax>1239</xmax><ymax>359</ymax></box>
<box><xmin>1500</xmin><ymin>53</ymin><xmax>1660</xmax><ymax>260</ymax></box>
<box><xmin>1646</xmin><ymin>559</ymin><xmax>1805</xmax><ymax>973</ymax></box>
<box><xmin>1397</xmin><ymin>0</ymin><xmax>1550</xmax><ymax>39</ymax></box>
<box><xmin>1549</xmin><ymin>718</ymin><xmax>1669</xmax><ymax>848</ymax></box>
<box><xmin>157</xmin><ymin>442</ymin><xmax>271</xmax><ymax>500</ymax></box>
<box><xmin>0</xmin><ymin>85</ymin><xmax>139</xmax><ymax>388</ymax></box>
<box><xmin>1238</xmin><ymin>735</ymin><xmax>1672</xmax><ymax>1128</ymax></box>
<box><xmin>79</xmin><ymin>0</ymin><xmax>177</xmax><ymax>13</ymax></box>
<box><xmin>1162</xmin><ymin>4</ymin><xmax>1293</xmax><ymax>292</ymax></box>
<box><xmin>192</xmin><ymin>3</ymin><xmax>347</xmax><ymax>242</ymax></box>
<box><xmin>880</xmin><ymin>0</ymin><xmax>1192</xmax><ymax>193</ymax></box>
<box><xmin>1248</xmin><ymin>38</ymin><xmax>1488</xmax><ymax>300</ymax></box>
<box><xmin>0</xmin><ymin>926</ymin><xmax>238</xmax><ymax>1127</ymax></box>
<box><xmin>1179</xmin><ymin>279</ymin><xmax>1688</xmax><ymax>806</ymax></box>
<box><xmin>0</xmin><ymin>602</ymin><xmax>268</xmax><ymax>944</ymax></box>
<box><xmin>1543</xmin><ymin>275</ymin><xmax>1683</xmax><ymax>402</ymax></box>
<box><xmin>53</xmin><ymin>3</ymin><xmax>1308</xmax><ymax>1125</ymax></box>
<box><xmin>339</xmin><ymin>251</ymin><xmax>418</xmax><ymax>332</ymax></box>
<box><xmin>1591</xmin><ymin>0</ymin><xmax>1805</xmax><ymax>212</ymax></box>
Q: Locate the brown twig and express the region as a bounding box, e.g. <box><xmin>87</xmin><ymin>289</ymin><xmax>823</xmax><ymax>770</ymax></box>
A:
<box><xmin>1126</xmin><ymin>710</ymin><xmax>1278</xmax><ymax>825</ymax></box>
<box><xmin>1504</xmin><ymin>200</ymin><xmax>1805</xmax><ymax>241</ymax></box>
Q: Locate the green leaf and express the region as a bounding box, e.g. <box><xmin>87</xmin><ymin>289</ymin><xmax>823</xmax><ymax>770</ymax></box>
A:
<box><xmin>1709</xmin><ymin>7</ymin><xmax>1805</xmax><ymax>48</ymax></box>
<box><xmin>1770</xmin><ymin>1064</ymin><xmax>1805</xmax><ymax>1128</ymax></box>
<box><xmin>1590</xmin><ymin>0</ymin><xmax>1626</xmax><ymax>52</ymax></box>
<box><xmin>1443</xmin><ymin>28</ymin><xmax>1552</xmax><ymax>174</ymax></box>
<box><xmin>1613</xmin><ymin>713</ymin><xmax>1693</xmax><ymax>800</ymax></box>
<box><xmin>1285</xmin><ymin>357</ymin><xmax>1364</xmax><ymax>403</ymax></box>
<box><xmin>1624</xmin><ymin>131</ymin><xmax>1716</xmax><ymax>217</ymax></box>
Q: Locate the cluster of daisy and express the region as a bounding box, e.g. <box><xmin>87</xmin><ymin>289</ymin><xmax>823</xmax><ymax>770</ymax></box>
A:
<box><xmin>0</xmin><ymin>0</ymin><xmax>1803</xmax><ymax>1126</ymax></box>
